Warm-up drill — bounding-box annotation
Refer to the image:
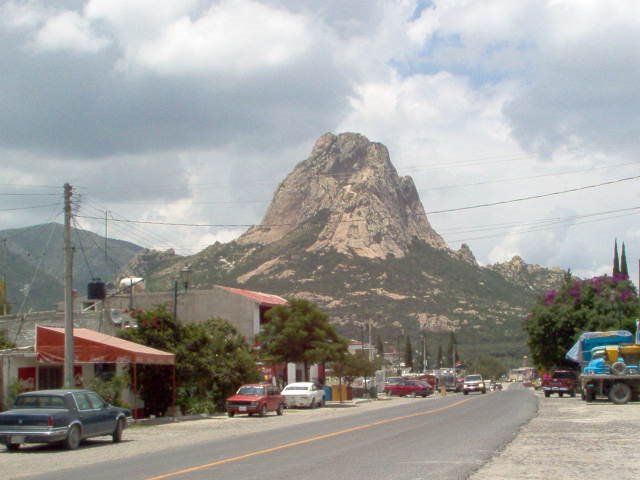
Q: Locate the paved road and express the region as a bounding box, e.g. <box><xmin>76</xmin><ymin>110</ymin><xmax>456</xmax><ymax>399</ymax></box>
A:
<box><xmin>3</xmin><ymin>389</ymin><xmax>536</xmax><ymax>480</ymax></box>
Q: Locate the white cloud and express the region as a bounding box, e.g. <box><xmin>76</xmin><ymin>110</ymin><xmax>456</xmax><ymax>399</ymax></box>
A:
<box><xmin>0</xmin><ymin>1</ymin><xmax>49</xmax><ymax>31</ymax></box>
<box><xmin>33</xmin><ymin>11</ymin><xmax>109</xmax><ymax>53</ymax></box>
<box><xmin>87</xmin><ymin>0</ymin><xmax>311</xmax><ymax>75</ymax></box>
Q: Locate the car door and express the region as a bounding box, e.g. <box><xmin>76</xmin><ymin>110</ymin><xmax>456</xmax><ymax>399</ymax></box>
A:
<box><xmin>72</xmin><ymin>392</ymin><xmax>98</xmax><ymax>436</ymax></box>
<box><xmin>86</xmin><ymin>391</ymin><xmax>115</xmax><ymax>435</ymax></box>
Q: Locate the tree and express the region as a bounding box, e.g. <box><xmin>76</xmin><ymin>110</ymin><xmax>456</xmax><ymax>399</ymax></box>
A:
<box><xmin>0</xmin><ymin>329</ymin><xmax>15</xmax><ymax>349</ymax></box>
<box><xmin>446</xmin><ymin>332</ymin><xmax>458</xmax><ymax>368</ymax></box>
<box><xmin>258</xmin><ymin>298</ymin><xmax>348</xmax><ymax>381</ymax></box>
<box><xmin>613</xmin><ymin>239</ymin><xmax>620</xmax><ymax>276</ymax></box>
<box><xmin>525</xmin><ymin>274</ymin><xmax>639</xmax><ymax>370</ymax></box>
<box><xmin>436</xmin><ymin>344</ymin><xmax>443</xmax><ymax>369</ymax></box>
<box><xmin>375</xmin><ymin>335</ymin><xmax>384</xmax><ymax>356</ymax></box>
<box><xmin>404</xmin><ymin>336</ymin><xmax>413</xmax><ymax>371</ymax></box>
<box><xmin>620</xmin><ymin>242</ymin><xmax>629</xmax><ymax>278</ymax></box>
<box><xmin>466</xmin><ymin>356</ymin><xmax>507</xmax><ymax>380</ymax></box>
<box><xmin>0</xmin><ymin>280</ymin><xmax>10</xmax><ymax>315</ymax></box>
<box><xmin>119</xmin><ymin>305</ymin><xmax>260</xmax><ymax>415</ymax></box>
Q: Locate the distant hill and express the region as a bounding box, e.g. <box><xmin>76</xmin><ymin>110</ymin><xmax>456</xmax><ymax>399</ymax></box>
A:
<box><xmin>121</xmin><ymin>133</ymin><xmax>566</xmax><ymax>365</ymax></box>
<box><xmin>0</xmin><ymin>223</ymin><xmax>143</xmax><ymax>312</ymax></box>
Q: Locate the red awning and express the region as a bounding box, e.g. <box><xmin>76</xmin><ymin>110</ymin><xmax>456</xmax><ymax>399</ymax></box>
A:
<box><xmin>36</xmin><ymin>325</ymin><xmax>175</xmax><ymax>365</ymax></box>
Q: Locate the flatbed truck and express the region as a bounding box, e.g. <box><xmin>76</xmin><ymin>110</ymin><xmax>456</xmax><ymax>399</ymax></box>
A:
<box><xmin>580</xmin><ymin>373</ymin><xmax>640</xmax><ymax>404</ymax></box>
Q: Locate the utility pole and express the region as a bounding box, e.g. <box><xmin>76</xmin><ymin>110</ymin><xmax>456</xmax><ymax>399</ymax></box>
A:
<box><xmin>63</xmin><ymin>183</ymin><xmax>74</xmax><ymax>388</ymax></box>
<box><xmin>422</xmin><ymin>332</ymin><xmax>426</xmax><ymax>373</ymax></box>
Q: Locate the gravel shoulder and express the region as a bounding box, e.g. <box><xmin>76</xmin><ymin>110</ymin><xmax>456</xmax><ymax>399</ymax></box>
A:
<box><xmin>471</xmin><ymin>385</ymin><xmax>640</xmax><ymax>479</ymax></box>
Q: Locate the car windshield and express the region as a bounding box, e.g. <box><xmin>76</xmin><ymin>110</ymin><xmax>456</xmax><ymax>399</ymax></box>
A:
<box><xmin>553</xmin><ymin>371</ymin><xmax>576</xmax><ymax>378</ymax></box>
<box><xmin>284</xmin><ymin>386</ymin><xmax>309</xmax><ymax>391</ymax></box>
<box><xmin>465</xmin><ymin>375</ymin><xmax>482</xmax><ymax>382</ymax></box>
<box><xmin>14</xmin><ymin>395</ymin><xmax>66</xmax><ymax>409</ymax></box>
<box><xmin>237</xmin><ymin>386</ymin><xmax>265</xmax><ymax>396</ymax></box>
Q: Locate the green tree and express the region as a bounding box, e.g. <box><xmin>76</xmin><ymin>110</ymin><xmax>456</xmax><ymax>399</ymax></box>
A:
<box><xmin>466</xmin><ymin>356</ymin><xmax>507</xmax><ymax>380</ymax></box>
<box><xmin>436</xmin><ymin>344</ymin><xmax>443</xmax><ymax>369</ymax></box>
<box><xmin>620</xmin><ymin>242</ymin><xmax>629</xmax><ymax>278</ymax></box>
<box><xmin>0</xmin><ymin>329</ymin><xmax>15</xmax><ymax>349</ymax></box>
<box><xmin>0</xmin><ymin>280</ymin><xmax>10</xmax><ymax>315</ymax></box>
<box><xmin>258</xmin><ymin>298</ymin><xmax>348</xmax><ymax>381</ymax></box>
<box><xmin>375</xmin><ymin>335</ymin><xmax>384</xmax><ymax>356</ymax></box>
<box><xmin>613</xmin><ymin>239</ymin><xmax>620</xmax><ymax>276</ymax></box>
<box><xmin>119</xmin><ymin>305</ymin><xmax>260</xmax><ymax>415</ymax></box>
<box><xmin>446</xmin><ymin>332</ymin><xmax>458</xmax><ymax>368</ymax></box>
<box><xmin>404</xmin><ymin>336</ymin><xmax>413</xmax><ymax>371</ymax></box>
<box><xmin>525</xmin><ymin>274</ymin><xmax>639</xmax><ymax>370</ymax></box>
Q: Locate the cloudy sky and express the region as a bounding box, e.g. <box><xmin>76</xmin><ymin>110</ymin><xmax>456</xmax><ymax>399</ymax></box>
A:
<box><xmin>1</xmin><ymin>0</ymin><xmax>638</xmax><ymax>286</ymax></box>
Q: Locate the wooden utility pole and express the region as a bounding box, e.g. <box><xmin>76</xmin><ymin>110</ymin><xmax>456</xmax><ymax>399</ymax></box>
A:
<box><xmin>63</xmin><ymin>183</ymin><xmax>74</xmax><ymax>388</ymax></box>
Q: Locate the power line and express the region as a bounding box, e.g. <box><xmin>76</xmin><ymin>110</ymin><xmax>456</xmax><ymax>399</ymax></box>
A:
<box><xmin>75</xmin><ymin>174</ymin><xmax>640</xmax><ymax>228</ymax></box>
<box><xmin>424</xmin><ymin>175</ymin><xmax>640</xmax><ymax>215</ymax></box>
<box><xmin>0</xmin><ymin>203</ymin><xmax>61</xmax><ymax>212</ymax></box>
<box><xmin>419</xmin><ymin>162</ymin><xmax>639</xmax><ymax>192</ymax></box>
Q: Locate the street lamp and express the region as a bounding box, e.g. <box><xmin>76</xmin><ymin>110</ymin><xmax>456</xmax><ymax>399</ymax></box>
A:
<box><xmin>172</xmin><ymin>265</ymin><xmax>192</xmax><ymax>321</ymax></box>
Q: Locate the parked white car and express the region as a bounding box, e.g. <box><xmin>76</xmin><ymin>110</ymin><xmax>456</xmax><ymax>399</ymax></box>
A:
<box><xmin>281</xmin><ymin>382</ymin><xmax>325</xmax><ymax>408</ymax></box>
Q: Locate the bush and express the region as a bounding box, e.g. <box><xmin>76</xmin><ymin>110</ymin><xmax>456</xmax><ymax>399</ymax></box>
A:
<box><xmin>88</xmin><ymin>373</ymin><xmax>130</xmax><ymax>408</ymax></box>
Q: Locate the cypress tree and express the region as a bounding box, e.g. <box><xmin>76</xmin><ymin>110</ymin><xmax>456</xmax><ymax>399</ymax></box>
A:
<box><xmin>436</xmin><ymin>344</ymin><xmax>443</xmax><ymax>369</ymax></box>
<box><xmin>620</xmin><ymin>242</ymin><xmax>629</xmax><ymax>278</ymax></box>
<box><xmin>404</xmin><ymin>336</ymin><xmax>413</xmax><ymax>371</ymax></box>
<box><xmin>613</xmin><ymin>239</ymin><xmax>620</xmax><ymax>276</ymax></box>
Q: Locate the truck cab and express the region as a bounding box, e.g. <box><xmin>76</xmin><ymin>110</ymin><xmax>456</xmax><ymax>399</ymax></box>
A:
<box><xmin>542</xmin><ymin>370</ymin><xmax>578</xmax><ymax>397</ymax></box>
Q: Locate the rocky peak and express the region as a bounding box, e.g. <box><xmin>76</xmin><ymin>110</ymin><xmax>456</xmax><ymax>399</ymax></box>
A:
<box><xmin>455</xmin><ymin>243</ymin><xmax>478</xmax><ymax>266</ymax></box>
<box><xmin>238</xmin><ymin>132</ymin><xmax>446</xmax><ymax>259</ymax></box>
<box><xmin>488</xmin><ymin>256</ymin><xmax>566</xmax><ymax>293</ymax></box>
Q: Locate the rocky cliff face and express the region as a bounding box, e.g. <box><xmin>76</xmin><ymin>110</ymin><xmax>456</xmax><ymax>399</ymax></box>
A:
<box><xmin>238</xmin><ymin>132</ymin><xmax>446</xmax><ymax>259</ymax></box>
<box><xmin>487</xmin><ymin>256</ymin><xmax>566</xmax><ymax>294</ymax></box>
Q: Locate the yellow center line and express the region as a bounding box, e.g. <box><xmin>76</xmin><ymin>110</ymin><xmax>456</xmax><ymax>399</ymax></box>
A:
<box><xmin>146</xmin><ymin>397</ymin><xmax>472</xmax><ymax>480</ymax></box>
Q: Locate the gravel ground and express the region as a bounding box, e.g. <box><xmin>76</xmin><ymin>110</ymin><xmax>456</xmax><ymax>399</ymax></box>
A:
<box><xmin>471</xmin><ymin>385</ymin><xmax>640</xmax><ymax>479</ymax></box>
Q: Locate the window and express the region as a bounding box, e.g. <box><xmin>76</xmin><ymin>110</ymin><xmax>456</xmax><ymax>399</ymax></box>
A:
<box><xmin>39</xmin><ymin>366</ymin><xmax>63</xmax><ymax>389</ymax></box>
<box><xmin>87</xmin><ymin>392</ymin><xmax>106</xmax><ymax>409</ymax></box>
<box><xmin>74</xmin><ymin>392</ymin><xmax>92</xmax><ymax>411</ymax></box>
<box><xmin>94</xmin><ymin>363</ymin><xmax>116</xmax><ymax>381</ymax></box>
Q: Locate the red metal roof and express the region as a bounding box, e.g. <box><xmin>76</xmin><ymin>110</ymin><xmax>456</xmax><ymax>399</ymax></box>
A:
<box><xmin>216</xmin><ymin>286</ymin><xmax>287</xmax><ymax>307</ymax></box>
<box><xmin>36</xmin><ymin>325</ymin><xmax>175</xmax><ymax>365</ymax></box>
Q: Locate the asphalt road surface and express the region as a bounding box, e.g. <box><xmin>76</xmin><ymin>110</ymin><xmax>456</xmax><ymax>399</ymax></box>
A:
<box><xmin>14</xmin><ymin>388</ymin><xmax>536</xmax><ymax>480</ymax></box>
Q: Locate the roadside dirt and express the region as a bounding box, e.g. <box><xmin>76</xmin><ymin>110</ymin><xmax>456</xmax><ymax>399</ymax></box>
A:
<box><xmin>471</xmin><ymin>385</ymin><xmax>640</xmax><ymax>479</ymax></box>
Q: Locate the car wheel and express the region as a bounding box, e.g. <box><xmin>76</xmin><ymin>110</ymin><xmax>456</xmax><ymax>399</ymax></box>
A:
<box><xmin>319</xmin><ymin>398</ymin><xmax>325</xmax><ymax>408</ymax></box>
<box><xmin>6</xmin><ymin>443</ymin><xmax>20</xmax><ymax>452</ymax></box>
<box><xmin>112</xmin><ymin>418</ymin><xmax>125</xmax><ymax>443</ymax></box>
<box><xmin>463</xmin><ymin>390</ymin><xmax>468</xmax><ymax>395</ymax></box>
<box><xmin>310</xmin><ymin>398</ymin><xmax>316</xmax><ymax>409</ymax></box>
<box><xmin>227</xmin><ymin>411</ymin><xmax>235</xmax><ymax>418</ymax></box>
<box><xmin>260</xmin><ymin>404</ymin><xmax>267</xmax><ymax>417</ymax></box>
<box><xmin>544</xmin><ymin>391</ymin><xmax>551</xmax><ymax>398</ymax></box>
<box><xmin>482</xmin><ymin>390</ymin><xmax>486</xmax><ymax>394</ymax></box>
<box><xmin>609</xmin><ymin>382</ymin><xmax>632</xmax><ymax>405</ymax></box>
<box><xmin>570</xmin><ymin>389</ymin><xmax>576</xmax><ymax>398</ymax></box>
<box><xmin>64</xmin><ymin>424</ymin><xmax>81</xmax><ymax>450</ymax></box>
<box><xmin>276</xmin><ymin>403</ymin><xmax>284</xmax><ymax>416</ymax></box>
<box><xmin>559</xmin><ymin>392</ymin><xmax>563</xmax><ymax>397</ymax></box>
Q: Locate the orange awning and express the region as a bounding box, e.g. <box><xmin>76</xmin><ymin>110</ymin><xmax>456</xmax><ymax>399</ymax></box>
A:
<box><xmin>36</xmin><ymin>325</ymin><xmax>175</xmax><ymax>365</ymax></box>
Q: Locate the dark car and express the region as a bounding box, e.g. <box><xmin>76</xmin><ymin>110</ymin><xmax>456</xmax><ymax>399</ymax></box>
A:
<box><xmin>225</xmin><ymin>383</ymin><xmax>285</xmax><ymax>417</ymax></box>
<box><xmin>384</xmin><ymin>379</ymin><xmax>433</xmax><ymax>397</ymax></box>
<box><xmin>0</xmin><ymin>389</ymin><xmax>131</xmax><ymax>451</ymax></box>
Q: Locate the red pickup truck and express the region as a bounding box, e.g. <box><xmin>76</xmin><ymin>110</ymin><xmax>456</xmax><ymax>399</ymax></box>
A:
<box><xmin>542</xmin><ymin>370</ymin><xmax>579</xmax><ymax>397</ymax></box>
